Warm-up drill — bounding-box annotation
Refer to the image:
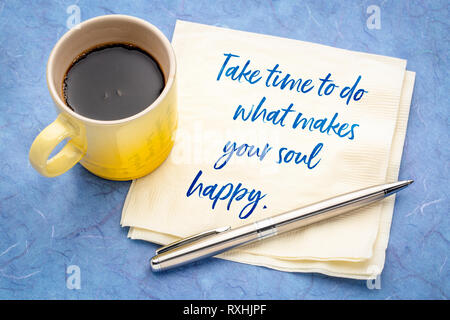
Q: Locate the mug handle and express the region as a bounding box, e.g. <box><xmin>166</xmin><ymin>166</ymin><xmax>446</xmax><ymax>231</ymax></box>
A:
<box><xmin>29</xmin><ymin>114</ymin><xmax>86</xmax><ymax>177</ymax></box>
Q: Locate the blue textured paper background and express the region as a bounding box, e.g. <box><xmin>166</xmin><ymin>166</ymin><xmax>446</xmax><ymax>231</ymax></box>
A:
<box><xmin>0</xmin><ymin>0</ymin><xmax>448</xmax><ymax>299</ymax></box>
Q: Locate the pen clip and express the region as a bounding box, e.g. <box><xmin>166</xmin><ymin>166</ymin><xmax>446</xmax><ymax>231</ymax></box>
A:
<box><xmin>155</xmin><ymin>226</ymin><xmax>231</xmax><ymax>255</ymax></box>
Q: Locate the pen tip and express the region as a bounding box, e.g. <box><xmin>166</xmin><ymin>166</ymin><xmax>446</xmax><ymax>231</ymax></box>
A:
<box><xmin>384</xmin><ymin>180</ymin><xmax>413</xmax><ymax>196</ymax></box>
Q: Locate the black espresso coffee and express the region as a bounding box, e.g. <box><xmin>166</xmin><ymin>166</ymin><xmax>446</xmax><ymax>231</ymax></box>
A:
<box><xmin>63</xmin><ymin>43</ymin><xmax>165</xmax><ymax>121</ymax></box>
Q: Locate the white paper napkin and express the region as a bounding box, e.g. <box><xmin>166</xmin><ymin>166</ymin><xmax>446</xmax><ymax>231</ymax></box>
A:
<box><xmin>121</xmin><ymin>21</ymin><xmax>414</xmax><ymax>279</ymax></box>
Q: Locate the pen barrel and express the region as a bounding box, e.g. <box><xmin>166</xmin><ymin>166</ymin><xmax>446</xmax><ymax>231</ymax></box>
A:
<box><xmin>151</xmin><ymin>181</ymin><xmax>411</xmax><ymax>272</ymax></box>
<box><xmin>151</xmin><ymin>189</ymin><xmax>385</xmax><ymax>271</ymax></box>
<box><xmin>271</xmin><ymin>187</ymin><xmax>387</xmax><ymax>234</ymax></box>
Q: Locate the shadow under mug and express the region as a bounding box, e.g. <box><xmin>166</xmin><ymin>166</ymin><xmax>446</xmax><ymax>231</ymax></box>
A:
<box><xmin>29</xmin><ymin>15</ymin><xmax>177</xmax><ymax>181</ymax></box>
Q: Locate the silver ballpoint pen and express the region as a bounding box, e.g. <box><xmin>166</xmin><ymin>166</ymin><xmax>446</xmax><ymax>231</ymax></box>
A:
<box><xmin>150</xmin><ymin>180</ymin><xmax>413</xmax><ymax>272</ymax></box>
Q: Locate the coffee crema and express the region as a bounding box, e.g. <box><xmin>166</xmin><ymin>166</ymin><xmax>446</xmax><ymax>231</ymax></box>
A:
<box><xmin>63</xmin><ymin>43</ymin><xmax>165</xmax><ymax>121</ymax></box>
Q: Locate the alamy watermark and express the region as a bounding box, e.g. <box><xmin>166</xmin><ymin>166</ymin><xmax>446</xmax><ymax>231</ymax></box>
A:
<box><xmin>366</xmin><ymin>5</ymin><xmax>381</xmax><ymax>30</ymax></box>
<box><xmin>66</xmin><ymin>265</ymin><xmax>81</xmax><ymax>290</ymax></box>
<box><xmin>66</xmin><ymin>4</ymin><xmax>81</xmax><ymax>30</ymax></box>
<box><xmin>366</xmin><ymin>265</ymin><xmax>381</xmax><ymax>290</ymax></box>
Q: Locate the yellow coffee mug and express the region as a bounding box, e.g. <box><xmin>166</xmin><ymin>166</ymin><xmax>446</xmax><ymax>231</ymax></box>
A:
<box><xmin>29</xmin><ymin>15</ymin><xmax>177</xmax><ymax>180</ymax></box>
